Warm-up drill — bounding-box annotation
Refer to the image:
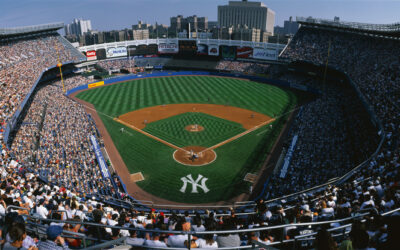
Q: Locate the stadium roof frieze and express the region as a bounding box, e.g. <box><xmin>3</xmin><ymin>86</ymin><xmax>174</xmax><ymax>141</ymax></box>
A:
<box><xmin>296</xmin><ymin>16</ymin><xmax>400</xmax><ymax>38</ymax></box>
<box><xmin>78</xmin><ymin>38</ymin><xmax>286</xmax><ymax>52</ymax></box>
<box><xmin>0</xmin><ymin>22</ymin><xmax>64</xmax><ymax>36</ymax></box>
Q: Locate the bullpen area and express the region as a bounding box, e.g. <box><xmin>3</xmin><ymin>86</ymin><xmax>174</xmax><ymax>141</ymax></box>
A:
<box><xmin>75</xmin><ymin>75</ymin><xmax>300</xmax><ymax>203</ymax></box>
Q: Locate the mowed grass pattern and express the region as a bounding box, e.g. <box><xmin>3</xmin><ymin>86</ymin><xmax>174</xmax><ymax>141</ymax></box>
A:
<box><xmin>76</xmin><ymin>76</ymin><xmax>297</xmax><ymax>203</ymax></box>
<box><xmin>77</xmin><ymin>76</ymin><xmax>288</xmax><ymax>117</ymax></box>
<box><xmin>143</xmin><ymin>112</ymin><xmax>245</xmax><ymax>148</ymax></box>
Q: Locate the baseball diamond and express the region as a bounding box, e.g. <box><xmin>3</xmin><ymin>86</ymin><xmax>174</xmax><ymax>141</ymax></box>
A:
<box><xmin>75</xmin><ymin>75</ymin><xmax>300</xmax><ymax>203</ymax></box>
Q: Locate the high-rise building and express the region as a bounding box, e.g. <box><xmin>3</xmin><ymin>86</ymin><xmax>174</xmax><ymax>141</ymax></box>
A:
<box><xmin>232</xmin><ymin>27</ymin><xmax>262</xmax><ymax>42</ymax></box>
<box><xmin>133</xmin><ymin>29</ymin><xmax>149</xmax><ymax>40</ymax></box>
<box><xmin>132</xmin><ymin>21</ymin><xmax>152</xmax><ymax>30</ymax></box>
<box><xmin>170</xmin><ymin>15</ymin><xmax>208</xmax><ymax>34</ymax></box>
<box><xmin>218</xmin><ymin>0</ymin><xmax>275</xmax><ymax>35</ymax></box>
<box><xmin>170</xmin><ymin>15</ymin><xmax>183</xmax><ymax>33</ymax></box>
<box><xmin>64</xmin><ymin>18</ymin><xmax>92</xmax><ymax>36</ymax></box>
<box><xmin>283</xmin><ymin>16</ymin><xmax>299</xmax><ymax>35</ymax></box>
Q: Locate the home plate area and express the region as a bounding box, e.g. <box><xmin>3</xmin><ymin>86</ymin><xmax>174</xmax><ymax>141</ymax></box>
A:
<box><xmin>173</xmin><ymin>146</ymin><xmax>217</xmax><ymax>166</ymax></box>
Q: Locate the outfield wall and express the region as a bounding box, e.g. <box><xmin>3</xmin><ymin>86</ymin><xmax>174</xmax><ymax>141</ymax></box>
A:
<box><xmin>66</xmin><ymin>71</ymin><xmax>320</xmax><ymax>97</ymax></box>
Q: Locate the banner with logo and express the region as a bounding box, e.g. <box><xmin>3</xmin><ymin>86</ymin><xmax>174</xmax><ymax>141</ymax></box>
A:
<box><xmin>253</xmin><ymin>48</ymin><xmax>278</xmax><ymax>61</ymax></box>
<box><xmin>197</xmin><ymin>44</ymin><xmax>208</xmax><ymax>55</ymax></box>
<box><xmin>221</xmin><ymin>46</ymin><xmax>236</xmax><ymax>60</ymax></box>
<box><xmin>236</xmin><ymin>47</ymin><xmax>253</xmax><ymax>58</ymax></box>
<box><xmin>158</xmin><ymin>43</ymin><xmax>179</xmax><ymax>54</ymax></box>
<box><xmin>106</xmin><ymin>47</ymin><xmax>127</xmax><ymax>58</ymax></box>
<box><xmin>208</xmin><ymin>45</ymin><xmax>219</xmax><ymax>56</ymax></box>
<box><xmin>88</xmin><ymin>81</ymin><xmax>104</xmax><ymax>89</ymax></box>
<box><xmin>86</xmin><ymin>50</ymin><xmax>97</xmax><ymax>61</ymax></box>
<box><xmin>90</xmin><ymin>135</ymin><xmax>110</xmax><ymax>179</ymax></box>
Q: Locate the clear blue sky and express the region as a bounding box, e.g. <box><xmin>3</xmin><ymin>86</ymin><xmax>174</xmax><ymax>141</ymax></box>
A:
<box><xmin>0</xmin><ymin>0</ymin><xmax>399</xmax><ymax>31</ymax></box>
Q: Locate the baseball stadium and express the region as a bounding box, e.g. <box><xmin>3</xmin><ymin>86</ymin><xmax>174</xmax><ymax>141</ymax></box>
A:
<box><xmin>0</xmin><ymin>1</ymin><xmax>399</xmax><ymax>249</ymax></box>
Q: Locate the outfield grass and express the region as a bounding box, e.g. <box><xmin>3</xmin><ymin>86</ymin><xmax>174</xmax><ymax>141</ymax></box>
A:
<box><xmin>76</xmin><ymin>76</ymin><xmax>298</xmax><ymax>203</ymax></box>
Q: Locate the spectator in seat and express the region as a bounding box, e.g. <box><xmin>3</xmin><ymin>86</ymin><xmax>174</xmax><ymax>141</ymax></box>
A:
<box><xmin>3</xmin><ymin>223</ymin><xmax>37</xmax><ymax>250</ymax></box>
<box><xmin>314</xmin><ymin>228</ymin><xmax>337</xmax><ymax>250</ymax></box>
<box><xmin>216</xmin><ymin>218</ymin><xmax>240</xmax><ymax>247</ymax></box>
<box><xmin>126</xmin><ymin>226</ymin><xmax>145</xmax><ymax>246</ymax></box>
<box><xmin>37</xmin><ymin>225</ymin><xmax>69</xmax><ymax>250</ymax></box>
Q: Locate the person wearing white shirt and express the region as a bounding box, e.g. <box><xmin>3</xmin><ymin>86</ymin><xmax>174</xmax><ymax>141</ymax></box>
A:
<box><xmin>360</xmin><ymin>196</ymin><xmax>375</xmax><ymax>210</ymax></box>
<box><xmin>36</xmin><ymin>199</ymin><xmax>49</xmax><ymax>219</ymax></box>
<box><xmin>168</xmin><ymin>221</ymin><xmax>192</xmax><ymax>247</ymax></box>
<box><xmin>23</xmin><ymin>193</ymin><xmax>34</xmax><ymax>208</ymax></box>
<box><xmin>186</xmin><ymin>235</ymin><xmax>218</xmax><ymax>249</ymax></box>
<box><xmin>126</xmin><ymin>229</ymin><xmax>145</xmax><ymax>246</ymax></box>
<box><xmin>168</xmin><ymin>234</ymin><xmax>188</xmax><ymax>247</ymax></box>
<box><xmin>0</xmin><ymin>199</ymin><xmax>6</xmax><ymax>220</ymax></box>
<box><xmin>144</xmin><ymin>233</ymin><xmax>167</xmax><ymax>247</ymax></box>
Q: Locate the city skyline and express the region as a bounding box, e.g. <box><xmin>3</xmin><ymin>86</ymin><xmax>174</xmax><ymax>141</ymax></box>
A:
<box><xmin>1</xmin><ymin>0</ymin><xmax>399</xmax><ymax>32</ymax></box>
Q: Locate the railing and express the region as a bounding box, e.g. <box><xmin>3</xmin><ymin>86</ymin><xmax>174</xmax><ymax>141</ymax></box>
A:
<box><xmin>10</xmin><ymin>205</ymin><xmax>399</xmax><ymax>249</ymax></box>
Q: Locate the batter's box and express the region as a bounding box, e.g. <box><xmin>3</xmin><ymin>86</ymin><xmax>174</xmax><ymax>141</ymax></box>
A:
<box><xmin>130</xmin><ymin>172</ymin><xmax>145</xmax><ymax>182</ymax></box>
<box><xmin>244</xmin><ymin>173</ymin><xmax>258</xmax><ymax>183</ymax></box>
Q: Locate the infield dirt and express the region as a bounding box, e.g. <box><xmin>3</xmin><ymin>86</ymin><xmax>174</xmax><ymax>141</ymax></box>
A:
<box><xmin>117</xmin><ymin>103</ymin><xmax>272</xmax><ymax>130</ymax></box>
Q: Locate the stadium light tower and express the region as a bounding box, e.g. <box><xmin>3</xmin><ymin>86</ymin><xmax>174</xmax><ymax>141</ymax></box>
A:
<box><xmin>55</xmin><ymin>45</ymin><xmax>65</xmax><ymax>93</ymax></box>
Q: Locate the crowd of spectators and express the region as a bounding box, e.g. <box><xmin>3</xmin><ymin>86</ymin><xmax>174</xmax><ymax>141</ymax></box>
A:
<box><xmin>0</xmin><ymin>26</ymin><xmax>399</xmax><ymax>249</ymax></box>
<box><xmin>97</xmin><ymin>58</ymin><xmax>134</xmax><ymax>71</ymax></box>
<box><xmin>266</xmin><ymin>72</ymin><xmax>379</xmax><ymax>198</ymax></box>
<box><xmin>0</xmin><ymin>33</ymin><xmax>81</xmax><ymax>132</ymax></box>
<box><xmin>216</xmin><ymin>61</ymin><xmax>270</xmax><ymax>74</ymax></box>
<box><xmin>8</xmin><ymin>75</ymin><xmax>119</xmax><ymax>199</ymax></box>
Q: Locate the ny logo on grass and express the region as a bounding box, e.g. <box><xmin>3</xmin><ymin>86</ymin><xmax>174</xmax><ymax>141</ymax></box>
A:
<box><xmin>180</xmin><ymin>174</ymin><xmax>209</xmax><ymax>193</ymax></box>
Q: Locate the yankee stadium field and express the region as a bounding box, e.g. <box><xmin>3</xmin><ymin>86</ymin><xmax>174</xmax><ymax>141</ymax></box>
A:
<box><xmin>74</xmin><ymin>75</ymin><xmax>300</xmax><ymax>203</ymax></box>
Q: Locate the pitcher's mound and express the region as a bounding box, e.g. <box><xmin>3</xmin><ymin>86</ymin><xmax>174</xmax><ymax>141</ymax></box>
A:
<box><xmin>173</xmin><ymin>146</ymin><xmax>216</xmax><ymax>166</ymax></box>
<box><xmin>185</xmin><ymin>124</ymin><xmax>204</xmax><ymax>132</ymax></box>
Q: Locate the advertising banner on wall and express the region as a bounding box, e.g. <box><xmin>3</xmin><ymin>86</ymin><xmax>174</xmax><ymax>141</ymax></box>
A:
<box><xmin>197</xmin><ymin>44</ymin><xmax>208</xmax><ymax>55</ymax></box>
<box><xmin>90</xmin><ymin>135</ymin><xmax>110</xmax><ymax>179</ymax></box>
<box><xmin>208</xmin><ymin>45</ymin><xmax>219</xmax><ymax>56</ymax></box>
<box><xmin>253</xmin><ymin>48</ymin><xmax>278</xmax><ymax>61</ymax></box>
<box><xmin>88</xmin><ymin>81</ymin><xmax>104</xmax><ymax>89</ymax></box>
<box><xmin>86</xmin><ymin>50</ymin><xmax>97</xmax><ymax>61</ymax></box>
<box><xmin>221</xmin><ymin>46</ymin><xmax>236</xmax><ymax>60</ymax></box>
<box><xmin>158</xmin><ymin>43</ymin><xmax>179</xmax><ymax>54</ymax></box>
<box><xmin>236</xmin><ymin>47</ymin><xmax>253</xmax><ymax>59</ymax></box>
<box><xmin>106</xmin><ymin>47</ymin><xmax>127</xmax><ymax>58</ymax></box>
<box><xmin>179</xmin><ymin>40</ymin><xmax>197</xmax><ymax>55</ymax></box>
<box><xmin>96</xmin><ymin>49</ymin><xmax>106</xmax><ymax>60</ymax></box>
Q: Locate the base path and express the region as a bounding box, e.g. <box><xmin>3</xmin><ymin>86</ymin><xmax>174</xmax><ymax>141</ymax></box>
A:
<box><xmin>118</xmin><ymin>103</ymin><xmax>272</xmax><ymax>130</ymax></box>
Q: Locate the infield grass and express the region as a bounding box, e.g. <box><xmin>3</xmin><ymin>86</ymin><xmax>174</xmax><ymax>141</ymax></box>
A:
<box><xmin>76</xmin><ymin>76</ymin><xmax>298</xmax><ymax>203</ymax></box>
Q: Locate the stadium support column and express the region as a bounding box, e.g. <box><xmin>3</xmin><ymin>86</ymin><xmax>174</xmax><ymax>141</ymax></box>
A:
<box><xmin>128</xmin><ymin>47</ymin><xmax>132</xmax><ymax>72</ymax></box>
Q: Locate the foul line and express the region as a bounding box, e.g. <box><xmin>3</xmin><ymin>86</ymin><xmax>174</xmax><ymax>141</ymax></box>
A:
<box><xmin>114</xmin><ymin>118</ymin><xmax>190</xmax><ymax>154</ymax></box>
<box><xmin>73</xmin><ymin>100</ymin><xmax>190</xmax><ymax>153</ymax></box>
<box><xmin>76</xmin><ymin>99</ymin><xmax>301</xmax><ymax>156</ymax></box>
<box><xmin>198</xmin><ymin>118</ymin><xmax>276</xmax><ymax>155</ymax></box>
<box><xmin>198</xmin><ymin>105</ymin><xmax>304</xmax><ymax>154</ymax></box>
<box><xmin>257</xmin><ymin>129</ymin><xmax>269</xmax><ymax>136</ymax></box>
